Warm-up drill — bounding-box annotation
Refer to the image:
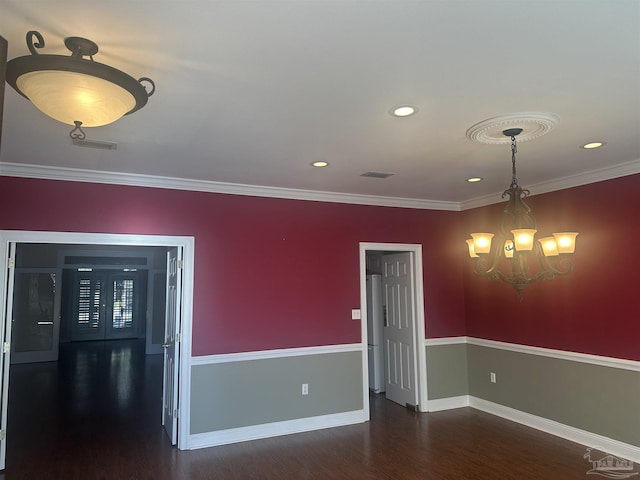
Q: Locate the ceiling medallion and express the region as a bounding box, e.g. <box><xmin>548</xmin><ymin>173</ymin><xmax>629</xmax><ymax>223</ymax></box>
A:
<box><xmin>465</xmin><ymin>112</ymin><xmax>560</xmax><ymax>145</ymax></box>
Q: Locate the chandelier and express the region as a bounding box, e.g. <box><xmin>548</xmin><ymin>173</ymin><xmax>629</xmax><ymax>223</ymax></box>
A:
<box><xmin>6</xmin><ymin>31</ymin><xmax>155</xmax><ymax>140</ymax></box>
<box><xmin>466</xmin><ymin>128</ymin><xmax>578</xmax><ymax>300</ymax></box>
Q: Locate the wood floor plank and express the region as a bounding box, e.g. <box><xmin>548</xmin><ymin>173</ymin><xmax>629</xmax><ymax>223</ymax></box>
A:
<box><xmin>4</xmin><ymin>340</ymin><xmax>617</xmax><ymax>479</ymax></box>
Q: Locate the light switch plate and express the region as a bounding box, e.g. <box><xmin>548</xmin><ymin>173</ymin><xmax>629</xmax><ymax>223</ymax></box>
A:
<box><xmin>351</xmin><ymin>309</ymin><xmax>361</xmax><ymax>320</ymax></box>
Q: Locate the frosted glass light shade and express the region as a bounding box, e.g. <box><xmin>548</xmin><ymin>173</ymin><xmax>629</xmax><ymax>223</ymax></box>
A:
<box><xmin>470</xmin><ymin>233</ymin><xmax>494</xmax><ymax>254</ymax></box>
<box><xmin>553</xmin><ymin>232</ymin><xmax>578</xmax><ymax>254</ymax></box>
<box><xmin>466</xmin><ymin>239</ymin><xmax>479</xmax><ymax>258</ymax></box>
<box><xmin>511</xmin><ymin>229</ymin><xmax>537</xmax><ymax>251</ymax></box>
<box><xmin>17</xmin><ymin>70</ymin><xmax>136</xmax><ymax>127</ymax></box>
<box><xmin>538</xmin><ymin>237</ymin><xmax>559</xmax><ymax>257</ymax></box>
<box><xmin>504</xmin><ymin>240</ymin><xmax>514</xmax><ymax>258</ymax></box>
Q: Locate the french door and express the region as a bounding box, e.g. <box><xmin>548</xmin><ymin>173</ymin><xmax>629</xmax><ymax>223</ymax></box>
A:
<box><xmin>72</xmin><ymin>270</ymin><xmax>141</xmax><ymax>341</ymax></box>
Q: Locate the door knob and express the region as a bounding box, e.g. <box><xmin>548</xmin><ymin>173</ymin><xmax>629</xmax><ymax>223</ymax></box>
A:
<box><xmin>161</xmin><ymin>343</ymin><xmax>171</xmax><ymax>349</ymax></box>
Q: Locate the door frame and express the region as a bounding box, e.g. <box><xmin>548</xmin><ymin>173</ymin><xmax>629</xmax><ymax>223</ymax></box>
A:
<box><xmin>359</xmin><ymin>243</ymin><xmax>428</xmax><ymax>417</ymax></box>
<box><xmin>0</xmin><ymin>230</ymin><xmax>194</xmax><ymax>451</ymax></box>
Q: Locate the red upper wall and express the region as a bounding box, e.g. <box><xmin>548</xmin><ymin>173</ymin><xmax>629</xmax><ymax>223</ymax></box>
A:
<box><xmin>0</xmin><ymin>176</ymin><xmax>466</xmax><ymax>355</ymax></box>
<box><xmin>461</xmin><ymin>174</ymin><xmax>640</xmax><ymax>361</ymax></box>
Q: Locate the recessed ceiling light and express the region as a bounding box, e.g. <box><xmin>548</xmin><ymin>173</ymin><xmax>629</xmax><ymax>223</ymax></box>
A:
<box><xmin>466</xmin><ymin>177</ymin><xmax>483</xmax><ymax>183</ymax></box>
<box><xmin>311</xmin><ymin>161</ymin><xmax>329</xmax><ymax>168</ymax></box>
<box><xmin>582</xmin><ymin>142</ymin><xmax>606</xmax><ymax>149</ymax></box>
<box><xmin>390</xmin><ymin>106</ymin><xmax>417</xmax><ymax>117</ymax></box>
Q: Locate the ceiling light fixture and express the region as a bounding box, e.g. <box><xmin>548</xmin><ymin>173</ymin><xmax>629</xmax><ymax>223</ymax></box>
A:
<box><xmin>390</xmin><ymin>106</ymin><xmax>417</xmax><ymax>117</ymax></box>
<box><xmin>311</xmin><ymin>161</ymin><xmax>329</xmax><ymax>167</ymax></box>
<box><xmin>466</xmin><ymin>177</ymin><xmax>483</xmax><ymax>183</ymax></box>
<box><xmin>6</xmin><ymin>31</ymin><xmax>155</xmax><ymax>140</ymax></box>
<box><xmin>582</xmin><ymin>142</ymin><xmax>605</xmax><ymax>149</ymax></box>
<box><xmin>466</xmin><ymin>128</ymin><xmax>578</xmax><ymax>300</ymax></box>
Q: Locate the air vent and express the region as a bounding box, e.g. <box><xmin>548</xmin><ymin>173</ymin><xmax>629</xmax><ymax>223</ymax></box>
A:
<box><xmin>361</xmin><ymin>171</ymin><xmax>395</xmax><ymax>179</ymax></box>
<box><xmin>72</xmin><ymin>138</ymin><xmax>118</xmax><ymax>150</ymax></box>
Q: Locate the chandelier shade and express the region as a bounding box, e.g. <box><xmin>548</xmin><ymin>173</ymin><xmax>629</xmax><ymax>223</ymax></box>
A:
<box><xmin>466</xmin><ymin>128</ymin><xmax>578</xmax><ymax>299</ymax></box>
<box><xmin>6</xmin><ymin>31</ymin><xmax>155</xmax><ymax>137</ymax></box>
<box><xmin>15</xmin><ymin>70</ymin><xmax>138</xmax><ymax>127</ymax></box>
<box><xmin>538</xmin><ymin>237</ymin><xmax>559</xmax><ymax>257</ymax></box>
<box><xmin>470</xmin><ymin>233</ymin><xmax>494</xmax><ymax>254</ymax></box>
<box><xmin>510</xmin><ymin>229</ymin><xmax>537</xmax><ymax>251</ymax></box>
<box><xmin>554</xmin><ymin>232</ymin><xmax>579</xmax><ymax>254</ymax></box>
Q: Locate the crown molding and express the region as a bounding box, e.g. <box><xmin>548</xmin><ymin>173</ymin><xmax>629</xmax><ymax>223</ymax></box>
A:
<box><xmin>460</xmin><ymin>159</ymin><xmax>640</xmax><ymax>210</ymax></box>
<box><xmin>2</xmin><ymin>159</ymin><xmax>638</xmax><ymax>212</ymax></box>
<box><xmin>0</xmin><ymin>161</ymin><xmax>459</xmax><ymax>211</ymax></box>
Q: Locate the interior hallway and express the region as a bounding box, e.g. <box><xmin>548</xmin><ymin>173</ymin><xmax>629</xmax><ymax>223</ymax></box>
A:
<box><xmin>5</xmin><ymin>339</ymin><xmax>598</xmax><ymax>479</ymax></box>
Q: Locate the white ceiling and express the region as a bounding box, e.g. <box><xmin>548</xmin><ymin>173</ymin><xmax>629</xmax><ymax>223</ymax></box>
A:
<box><xmin>1</xmin><ymin>0</ymin><xmax>639</xmax><ymax>207</ymax></box>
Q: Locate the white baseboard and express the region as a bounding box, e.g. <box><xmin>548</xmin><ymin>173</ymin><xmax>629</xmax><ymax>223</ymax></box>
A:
<box><xmin>187</xmin><ymin>393</ymin><xmax>640</xmax><ymax>464</ymax></box>
<box><xmin>187</xmin><ymin>410</ymin><xmax>367</xmax><ymax>450</ymax></box>
<box><xmin>469</xmin><ymin>397</ymin><xmax>640</xmax><ymax>463</ymax></box>
<box><xmin>427</xmin><ymin>395</ymin><xmax>470</xmax><ymax>412</ymax></box>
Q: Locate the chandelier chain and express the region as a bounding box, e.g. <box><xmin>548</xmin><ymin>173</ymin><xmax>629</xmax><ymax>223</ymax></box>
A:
<box><xmin>510</xmin><ymin>135</ymin><xmax>518</xmax><ymax>189</ymax></box>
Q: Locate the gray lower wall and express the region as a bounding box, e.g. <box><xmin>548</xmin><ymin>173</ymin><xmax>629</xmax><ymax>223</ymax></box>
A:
<box><xmin>190</xmin><ymin>351</ymin><xmax>363</xmax><ymax>434</ymax></box>
<box><xmin>426</xmin><ymin>343</ymin><xmax>468</xmax><ymax>399</ymax></box>
<box><xmin>189</xmin><ymin>341</ymin><xmax>639</xmax><ymax>449</ymax></box>
<box><xmin>467</xmin><ymin>344</ymin><xmax>640</xmax><ymax>447</ymax></box>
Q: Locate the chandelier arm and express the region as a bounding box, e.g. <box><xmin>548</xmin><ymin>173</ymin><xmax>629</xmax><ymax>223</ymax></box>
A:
<box><xmin>472</xmin><ymin>240</ymin><xmax>505</xmax><ymax>276</ymax></box>
<box><xmin>479</xmin><ymin>268</ymin><xmax>530</xmax><ymax>301</ymax></box>
<box><xmin>473</xmin><ymin>258</ymin><xmax>500</xmax><ymax>276</ymax></box>
<box><xmin>536</xmin><ymin>253</ymin><xmax>574</xmax><ymax>277</ymax></box>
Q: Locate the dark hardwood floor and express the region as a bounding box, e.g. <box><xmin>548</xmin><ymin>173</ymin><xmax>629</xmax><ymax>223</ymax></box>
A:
<box><xmin>4</xmin><ymin>340</ymin><xmax>602</xmax><ymax>479</ymax></box>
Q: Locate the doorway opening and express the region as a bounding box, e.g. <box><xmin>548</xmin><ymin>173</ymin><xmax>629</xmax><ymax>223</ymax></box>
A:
<box><xmin>10</xmin><ymin>244</ymin><xmax>167</xmax><ymax>365</ymax></box>
<box><xmin>0</xmin><ymin>231</ymin><xmax>194</xmax><ymax>470</ymax></box>
<box><xmin>359</xmin><ymin>243</ymin><xmax>428</xmax><ymax>418</ymax></box>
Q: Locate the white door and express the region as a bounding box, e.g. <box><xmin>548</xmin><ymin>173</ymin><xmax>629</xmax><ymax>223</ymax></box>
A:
<box><xmin>0</xmin><ymin>243</ymin><xmax>17</xmax><ymax>470</ymax></box>
<box><xmin>10</xmin><ymin>268</ymin><xmax>61</xmax><ymax>364</ymax></box>
<box><xmin>382</xmin><ymin>252</ymin><xmax>417</xmax><ymax>408</ymax></box>
<box><xmin>162</xmin><ymin>247</ymin><xmax>182</xmax><ymax>444</ymax></box>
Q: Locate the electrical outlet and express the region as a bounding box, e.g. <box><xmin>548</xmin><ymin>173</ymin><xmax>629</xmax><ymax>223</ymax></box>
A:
<box><xmin>490</xmin><ymin>372</ymin><xmax>497</xmax><ymax>383</ymax></box>
<box><xmin>302</xmin><ymin>383</ymin><xmax>309</xmax><ymax>395</ymax></box>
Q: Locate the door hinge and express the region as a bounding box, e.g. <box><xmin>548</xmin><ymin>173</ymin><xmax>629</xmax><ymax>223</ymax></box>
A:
<box><xmin>176</xmin><ymin>332</ymin><xmax>181</xmax><ymax>343</ymax></box>
<box><xmin>173</xmin><ymin>409</ymin><xmax>178</xmax><ymax>418</ymax></box>
<box><xmin>8</xmin><ymin>258</ymin><xmax>15</xmax><ymax>269</ymax></box>
<box><xmin>3</xmin><ymin>343</ymin><xmax>9</xmax><ymax>354</ymax></box>
<box><xmin>177</xmin><ymin>260</ymin><xmax>184</xmax><ymax>269</ymax></box>
<box><xmin>0</xmin><ymin>430</ymin><xmax>6</xmax><ymax>440</ymax></box>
